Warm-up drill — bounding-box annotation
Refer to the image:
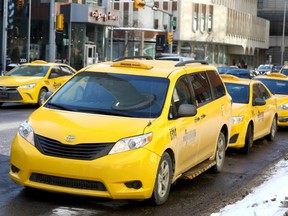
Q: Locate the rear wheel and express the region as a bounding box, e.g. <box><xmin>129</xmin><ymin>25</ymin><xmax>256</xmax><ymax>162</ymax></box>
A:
<box><xmin>211</xmin><ymin>132</ymin><xmax>226</xmax><ymax>173</ymax></box>
<box><xmin>266</xmin><ymin>116</ymin><xmax>277</xmax><ymax>141</ymax></box>
<box><xmin>240</xmin><ymin>124</ymin><xmax>253</xmax><ymax>154</ymax></box>
<box><xmin>37</xmin><ymin>88</ymin><xmax>48</xmax><ymax>107</ymax></box>
<box><xmin>150</xmin><ymin>152</ymin><xmax>173</xmax><ymax>205</ymax></box>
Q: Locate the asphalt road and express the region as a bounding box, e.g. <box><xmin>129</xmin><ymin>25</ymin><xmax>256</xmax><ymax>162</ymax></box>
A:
<box><xmin>1</xmin><ymin>103</ymin><xmax>288</xmax><ymax>216</ymax></box>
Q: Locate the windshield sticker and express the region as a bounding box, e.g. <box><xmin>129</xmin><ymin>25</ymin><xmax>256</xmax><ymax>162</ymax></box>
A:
<box><xmin>183</xmin><ymin>129</ymin><xmax>196</xmax><ymax>146</ymax></box>
<box><xmin>169</xmin><ymin>127</ymin><xmax>177</xmax><ymax>140</ymax></box>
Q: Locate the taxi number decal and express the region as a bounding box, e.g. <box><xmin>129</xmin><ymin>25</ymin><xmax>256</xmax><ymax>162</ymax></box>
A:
<box><xmin>169</xmin><ymin>127</ymin><xmax>177</xmax><ymax>140</ymax></box>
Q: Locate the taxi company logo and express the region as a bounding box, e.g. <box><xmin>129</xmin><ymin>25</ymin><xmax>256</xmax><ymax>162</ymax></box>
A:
<box><xmin>64</xmin><ymin>135</ymin><xmax>76</xmax><ymax>142</ymax></box>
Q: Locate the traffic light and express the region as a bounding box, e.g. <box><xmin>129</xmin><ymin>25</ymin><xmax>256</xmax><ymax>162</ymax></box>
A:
<box><xmin>56</xmin><ymin>14</ymin><xmax>64</xmax><ymax>31</ymax></box>
<box><xmin>134</xmin><ymin>0</ymin><xmax>145</xmax><ymax>9</ymax></box>
<box><xmin>167</xmin><ymin>32</ymin><xmax>173</xmax><ymax>44</ymax></box>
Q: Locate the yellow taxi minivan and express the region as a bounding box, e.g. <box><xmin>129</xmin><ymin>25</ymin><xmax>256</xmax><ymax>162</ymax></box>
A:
<box><xmin>221</xmin><ymin>74</ymin><xmax>278</xmax><ymax>154</ymax></box>
<box><xmin>10</xmin><ymin>57</ymin><xmax>232</xmax><ymax>205</ymax></box>
<box><xmin>0</xmin><ymin>60</ymin><xmax>76</xmax><ymax>107</ymax></box>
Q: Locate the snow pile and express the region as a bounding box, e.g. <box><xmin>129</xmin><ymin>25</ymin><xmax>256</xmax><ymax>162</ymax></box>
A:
<box><xmin>211</xmin><ymin>159</ymin><xmax>288</xmax><ymax>216</ymax></box>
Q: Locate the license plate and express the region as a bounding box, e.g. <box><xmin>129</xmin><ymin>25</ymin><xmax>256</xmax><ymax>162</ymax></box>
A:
<box><xmin>0</xmin><ymin>91</ymin><xmax>8</xmax><ymax>98</ymax></box>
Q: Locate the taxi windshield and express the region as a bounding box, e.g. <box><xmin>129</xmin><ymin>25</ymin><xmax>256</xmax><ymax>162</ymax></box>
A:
<box><xmin>5</xmin><ymin>65</ymin><xmax>50</xmax><ymax>77</ymax></box>
<box><xmin>255</xmin><ymin>79</ymin><xmax>288</xmax><ymax>95</ymax></box>
<box><xmin>224</xmin><ymin>83</ymin><xmax>250</xmax><ymax>104</ymax></box>
<box><xmin>45</xmin><ymin>72</ymin><xmax>169</xmax><ymax>118</ymax></box>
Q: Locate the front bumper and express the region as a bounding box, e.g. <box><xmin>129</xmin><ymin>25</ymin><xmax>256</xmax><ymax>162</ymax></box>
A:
<box><xmin>228</xmin><ymin>122</ymin><xmax>247</xmax><ymax>149</ymax></box>
<box><xmin>10</xmin><ymin>134</ymin><xmax>160</xmax><ymax>200</ymax></box>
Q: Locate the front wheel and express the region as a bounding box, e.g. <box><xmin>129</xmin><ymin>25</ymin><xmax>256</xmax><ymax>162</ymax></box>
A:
<box><xmin>240</xmin><ymin>124</ymin><xmax>253</xmax><ymax>154</ymax></box>
<box><xmin>150</xmin><ymin>152</ymin><xmax>173</xmax><ymax>205</ymax></box>
<box><xmin>37</xmin><ymin>88</ymin><xmax>48</xmax><ymax>107</ymax></box>
<box><xmin>266</xmin><ymin>116</ymin><xmax>277</xmax><ymax>141</ymax></box>
<box><xmin>211</xmin><ymin>132</ymin><xmax>226</xmax><ymax>173</ymax></box>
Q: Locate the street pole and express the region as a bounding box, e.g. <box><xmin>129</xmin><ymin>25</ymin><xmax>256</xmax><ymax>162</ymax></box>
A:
<box><xmin>169</xmin><ymin>14</ymin><xmax>173</xmax><ymax>54</ymax></box>
<box><xmin>1</xmin><ymin>0</ymin><xmax>8</xmax><ymax>74</ymax></box>
<box><xmin>281</xmin><ymin>0</ymin><xmax>287</xmax><ymax>65</ymax></box>
<box><xmin>27</xmin><ymin>0</ymin><xmax>31</xmax><ymax>63</ymax></box>
<box><xmin>49</xmin><ymin>0</ymin><xmax>56</xmax><ymax>62</ymax></box>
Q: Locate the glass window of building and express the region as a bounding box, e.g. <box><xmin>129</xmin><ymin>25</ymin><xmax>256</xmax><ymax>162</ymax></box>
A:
<box><xmin>193</xmin><ymin>4</ymin><xmax>199</xmax><ymax>32</ymax></box>
<box><xmin>201</xmin><ymin>5</ymin><xmax>206</xmax><ymax>32</ymax></box>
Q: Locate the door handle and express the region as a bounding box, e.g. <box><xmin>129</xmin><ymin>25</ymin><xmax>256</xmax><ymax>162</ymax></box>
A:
<box><xmin>194</xmin><ymin>117</ymin><xmax>200</xmax><ymax>122</ymax></box>
<box><xmin>201</xmin><ymin>114</ymin><xmax>206</xmax><ymax>119</ymax></box>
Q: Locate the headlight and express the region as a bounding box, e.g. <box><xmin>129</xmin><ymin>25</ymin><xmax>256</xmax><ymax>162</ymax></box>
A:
<box><xmin>19</xmin><ymin>121</ymin><xmax>35</xmax><ymax>145</ymax></box>
<box><xmin>109</xmin><ymin>132</ymin><xmax>153</xmax><ymax>154</ymax></box>
<box><xmin>18</xmin><ymin>83</ymin><xmax>36</xmax><ymax>89</ymax></box>
<box><xmin>232</xmin><ymin>116</ymin><xmax>244</xmax><ymax>125</ymax></box>
<box><xmin>278</xmin><ymin>103</ymin><xmax>288</xmax><ymax>110</ymax></box>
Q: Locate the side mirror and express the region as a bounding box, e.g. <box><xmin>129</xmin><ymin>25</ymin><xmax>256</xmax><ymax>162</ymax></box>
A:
<box><xmin>178</xmin><ymin>104</ymin><xmax>197</xmax><ymax>117</ymax></box>
<box><xmin>253</xmin><ymin>97</ymin><xmax>266</xmax><ymax>106</ymax></box>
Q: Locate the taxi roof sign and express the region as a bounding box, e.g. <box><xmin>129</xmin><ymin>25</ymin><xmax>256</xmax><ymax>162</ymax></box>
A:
<box><xmin>267</xmin><ymin>73</ymin><xmax>287</xmax><ymax>78</ymax></box>
<box><xmin>220</xmin><ymin>74</ymin><xmax>240</xmax><ymax>81</ymax></box>
<box><xmin>111</xmin><ymin>60</ymin><xmax>153</xmax><ymax>69</ymax></box>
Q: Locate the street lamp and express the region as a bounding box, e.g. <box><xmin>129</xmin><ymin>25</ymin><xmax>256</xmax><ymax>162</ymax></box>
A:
<box><xmin>1</xmin><ymin>0</ymin><xmax>8</xmax><ymax>75</ymax></box>
<box><xmin>281</xmin><ymin>0</ymin><xmax>287</xmax><ymax>65</ymax></box>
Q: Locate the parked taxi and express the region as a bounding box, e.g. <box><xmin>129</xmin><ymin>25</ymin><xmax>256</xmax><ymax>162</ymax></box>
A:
<box><xmin>254</xmin><ymin>73</ymin><xmax>288</xmax><ymax>127</ymax></box>
<box><xmin>221</xmin><ymin>74</ymin><xmax>278</xmax><ymax>154</ymax></box>
<box><xmin>10</xmin><ymin>57</ymin><xmax>232</xmax><ymax>205</ymax></box>
<box><xmin>0</xmin><ymin>60</ymin><xmax>76</xmax><ymax>107</ymax></box>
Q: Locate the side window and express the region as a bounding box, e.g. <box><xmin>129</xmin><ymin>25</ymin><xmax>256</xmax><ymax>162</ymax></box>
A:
<box><xmin>49</xmin><ymin>66</ymin><xmax>62</xmax><ymax>78</ymax></box>
<box><xmin>61</xmin><ymin>66</ymin><xmax>75</xmax><ymax>76</ymax></box>
<box><xmin>253</xmin><ymin>84</ymin><xmax>263</xmax><ymax>101</ymax></box>
<box><xmin>169</xmin><ymin>76</ymin><xmax>193</xmax><ymax>119</ymax></box>
<box><xmin>189</xmin><ymin>72</ymin><xmax>212</xmax><ymax>107</ymax></box>
<box><xmin>206</xmin><ymin>70</ymin><xmax>226</xmax><ymax>99</ymax></box>
<box><xmin>258</xmin><ymin>83</ymin><xmax>271</xmax><ymax>100</ymax></box>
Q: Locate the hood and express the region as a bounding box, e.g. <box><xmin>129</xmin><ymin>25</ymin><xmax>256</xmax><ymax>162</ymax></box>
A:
<box><xmin>0</xmin><ymin>76</ymin><xmax>42</xmax><ymax>86</ymax></box>
<box><xmin>28</xmin><ymin>108</ymin><xmax>153</xmax><ymax>145</ymax></box>
<box><xmin>275</xmin><ymin>94</ymin><xmax>288</xmax><ymax>105</ymax></box>
<box><xmin>231</xmin><ymin>103</ymin><xmax>248</xmax><ymax>116</ymax></box>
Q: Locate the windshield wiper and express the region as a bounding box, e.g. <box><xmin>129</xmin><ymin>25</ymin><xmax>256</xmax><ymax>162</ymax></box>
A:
<box><xmin>78</xmin><ymin>109</ymin><xmax>135</xmax><ymax>117</ymax></box>
<box><xmin>45</xmin><ymin>102</ymin><xmax>75</xmax><ymax>111</ymax></box>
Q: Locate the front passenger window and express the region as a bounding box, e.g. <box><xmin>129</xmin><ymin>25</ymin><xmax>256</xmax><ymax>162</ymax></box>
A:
<box><xmin>169</xmin><ymin>76</ymin><xmax>193</xmax><ymax>119</ymax></box>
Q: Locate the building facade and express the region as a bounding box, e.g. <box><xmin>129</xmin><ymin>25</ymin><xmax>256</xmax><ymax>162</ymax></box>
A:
<box><xmin>257</xmin><ymin>0</ymin><xmax>288</xmax><ymax>65</ymax></box>
<box><xmin>0</xmin><ymin>0</ymin><xmax>270</xmax><ymax>70</ymax></box>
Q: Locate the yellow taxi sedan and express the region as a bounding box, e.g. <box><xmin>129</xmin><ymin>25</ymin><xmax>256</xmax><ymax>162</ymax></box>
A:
<box><xmin>10</xmin><ymin>58</ymin><xmax>232</xmax><ymax>205</ymax></box>
<box><xmin>0</xmin><ymin>60</ymin><xmax>76</xmax><ymax>107</ymax></box>
<box><xmin>254</xmin><ymin>73</ymin><xmax>288</xmax><ymax>127</ymax></box>
<box><xmin>221</xmin><ymin>74</ymin><xmax>278</xmax><ymax>154</ymax></box>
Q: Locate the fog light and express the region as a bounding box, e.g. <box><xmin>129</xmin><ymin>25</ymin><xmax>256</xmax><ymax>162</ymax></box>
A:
<box><xmin>11</xmin><ymin>164</ymin><xmax>20</xmax><ymax>173</ymax></box>
<box><xmin>125</xmin><ymin>180</ymin><xmax>142</xmax><ymax>189</ymax></box>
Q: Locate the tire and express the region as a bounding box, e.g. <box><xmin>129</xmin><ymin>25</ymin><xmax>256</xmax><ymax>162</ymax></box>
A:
<box><xmin>0</xmin><ymin>102</ymin><xmax>3</xmax><ymax>107</ymax></box>
<box><xmin>266</xmin><ymin>116</ymin><xmax>277</xmax><ymax>141</ymax></box>
<box><xmin>240</xmin><ymin>124</ymin><xmax>253</xmax><ymax>154</ymax></box>
<box><xmin>37</xmin><ymin>88</ymin><xmax>48</xmax><ymax>107</ymax></box>
<box><xmin>211</xmin><ymin>132</ymin><xmax>226</xmax><ymax>173</ymax></box>
<box><xmin>150</xmin><ymin>152</ymin><xmax>173</xmax><ymax>205</ymax></box>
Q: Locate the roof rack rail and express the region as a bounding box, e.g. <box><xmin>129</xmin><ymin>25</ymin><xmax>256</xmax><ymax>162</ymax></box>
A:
<box><xmin>113</xmin><ymin>55</ymin><xmax>153</xmax><ymax>62</ymax></box>
<box><xmin>175</xmin><ymin>60</ymin><xmax>208</xmax><ymax>67</ymax></box>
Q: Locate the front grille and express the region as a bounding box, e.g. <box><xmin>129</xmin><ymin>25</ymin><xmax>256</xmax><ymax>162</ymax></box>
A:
<box><xmin>34</xmin><ymin>134</ymin><xmax>114</xmax><ymax>160</ymax></box>
<box><xmin>30</xmin><ymin>173</ymin><xmax>107</xmax><ymax>191</ymax></box>
<box><xmin>0</xmin><ymin>86</ymin><xmax>22</xmax><ymax>101</ymax></box>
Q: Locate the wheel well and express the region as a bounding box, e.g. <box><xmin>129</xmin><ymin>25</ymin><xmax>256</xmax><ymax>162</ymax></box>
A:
<box><xmin>221</xmin><ymin>124</ymin><xmax>229</xmax><ymax>148</ymax></box>
<box><xmin>164</xmin><ymin>148</ymin><xmax>175</xmax><ymax>176</ymax></box>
